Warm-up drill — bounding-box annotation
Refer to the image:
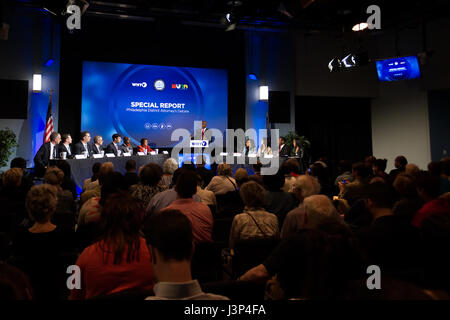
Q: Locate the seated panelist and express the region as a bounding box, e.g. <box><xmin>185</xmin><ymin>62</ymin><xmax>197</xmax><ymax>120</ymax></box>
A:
<box><xmin>92</xmin><ymin>135</ymin><xmax>104</xmax><ymax>154</ymax></box>
<box><xmin>105</xmin><ymin>133</ymin><xmax>122</xmax><ymax>156</ymax></box>
<box><xmin>120</xmin><ymin>136</ymin><xmax>133</xmax><ymax>155</ymax></box>
<box><xmin>58</xmin><ymin>133</ymin><xmax>73</xmax><ymax>158</ymax></box>
<box><xmin>137</xmin><ymin>138</ymin><xmax>154</xmax><ymax>155</ymax></box>
<box><xmin>73</xmin><ymin>131</ymin><xmax>93</xmax><ymax>157</ymax></box>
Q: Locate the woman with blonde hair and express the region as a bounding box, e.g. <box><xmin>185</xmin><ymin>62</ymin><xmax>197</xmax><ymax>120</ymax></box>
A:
<box><xmin>205</xmin><ymin>163</ymin><xmax>237</xmax><ymax>195</ymax></box>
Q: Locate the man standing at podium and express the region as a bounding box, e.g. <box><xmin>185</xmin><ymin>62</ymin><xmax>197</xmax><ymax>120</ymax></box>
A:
<box><xmin>193</xmin><ymin>120</ymin><xmax>213</xmax><ymax>144</ymax></box>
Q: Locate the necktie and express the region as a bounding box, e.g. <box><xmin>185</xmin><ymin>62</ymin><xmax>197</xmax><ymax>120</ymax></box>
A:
<box><xmin>202</xmin><ymin>129</ymin><xmax>204</xmax><ymax>139</ymax></box>
<box><xmin>52</xmin><ymin>145</ymin><xmax>56</xmax><ymax>159</ymax></box>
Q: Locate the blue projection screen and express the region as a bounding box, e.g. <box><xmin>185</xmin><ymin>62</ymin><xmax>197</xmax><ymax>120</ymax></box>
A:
<box><xmin>81</xmin><ymin>61</ymin><xmax>228</xmax><ymax>147</ymax></box>
<box><xmin>376</xmin><ymin>56</ymin><xmax>421</xmax><ymax>82</ymax></box>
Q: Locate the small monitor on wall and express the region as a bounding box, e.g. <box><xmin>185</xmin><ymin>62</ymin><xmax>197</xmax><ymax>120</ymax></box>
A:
<box><xmin>376</xmin><ymin>56</ymin><xmax>421</xmax><ymax>82</ymax></box>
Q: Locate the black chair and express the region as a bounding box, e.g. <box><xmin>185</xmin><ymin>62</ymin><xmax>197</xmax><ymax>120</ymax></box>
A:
<box><xmin>191</xmin><ymin>241</ymin><xmax>223</xmax><ymax>283</ymax></box>
<box><xmin>212</xmin><ymin>217</ymin><xmax>233</xmax><ymax>248</ymax></box>
<box><xmin>232</xmin><ymin>237</ymin><xmax>280</xmax><ymax>279</ymax></box>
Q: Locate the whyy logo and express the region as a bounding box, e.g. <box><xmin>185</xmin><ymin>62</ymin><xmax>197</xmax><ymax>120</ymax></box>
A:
<box><xmin>132</xmin><ymin>82</ymin><xmax>148</xmax><ymax>88</ymax></box>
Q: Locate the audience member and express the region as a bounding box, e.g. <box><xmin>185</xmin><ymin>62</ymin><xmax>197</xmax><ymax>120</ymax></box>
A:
<box><xmin>206</xmin><ymin>164</ymin><xmax>237</xmax><ymax>195</ymax></box>
<box><xmin>392</xmin><ymin>173</ymin><xmax>424</xmax><ymax>223</ymax></box>
<box><xmin>239</xmin><ymin>221</ymin><xmax>364</xmax><ymax>299</ymax></box>
<box><xmin>55</xmin><ymin>160</ymin><xmax>77</xmax><ymax>199</ymax></box>
<box><xmin>358</xmin><ymin>182</ymin><xmax>423</xmax><ymax>282</ymax></box>
<box><xmin>335</xmin><ymin>160</ymin><xmax>353</xmax><ymax>186</ymax></box>
<box><xmin>281</xmin><ymin>175</ymin><xmax>322</xmax><ymax>238</ymax></box>
<box><xmin>263</xmin><ymin>172</ymin><xmax>297</xmax><ymax>225</ymax></box>
<box><xmin>161</xmin><ymin>158</ymin><xmax>178</xmax><ymax>188</ymax></box>
<box><xmin>195</xmin><ymin>156</ymin><xmax>214</xmax><ymax>188</ymax></box>
<box><xmin>281</xmin><ymin>159</ymin><xmax>301</xmax><ymax>193</ymax></box>
<box><xmin>130</xmin><ymin>163</ymin><xmax>167</xmax><ymax>208</ymax></box>
<box><xmin>44</xmin><ymin>166</ymin><xmax>76</xmax><ymax>231</ymax></box>
<box><xmin>0</xmin><ymin>168</ymin><xmax>27</xmax><ymax>228</ymax></box>
<box><xmin>0</xmin><ymin>263</ymin><xmax>33</xmax><ymax>300</ymax></box>
<box><xmin>145</xmin><ymin>210</ymin><xmax>228</xmax><ymax>300</ymax></box>
<box><xmin>146</xmin><ymin>168</ymin><xmax>202</xmax><ymax>216</ymax></box>
<box><xmin>405</xmin><ymin>163</ymin><xmax>420</xmax><ymax>177</ymax></box>
<box><xmin>412</xmin><ymin>172</ymin><xmax>450</xmax><ymax>227</ymax></box>
<box><xmin>196</xmin><ymin>174</ymin><xmax>216</xmax><ymax>206</ymax></box>
<box><xmin>248</xmin><ymin>162</ymin><xmax>264</xmax><ymax>186</ymax></box>
<box><xmin>124</xmin><ymin>159</ymin><xmax>139</xmax><ymax>189</ymax></box>
<box><xmin>82</xmin><ymin>162</ymin><xmax>101</xmax><ymax>192</ymax></box>
<box><xmin>11</xmin><ymin>184</ymin><xmax>75</xmax><ymax>299</ymax></box>
<box><xmin>234</xmin><ymin>168</ymin><xmax>249</xmax><ymax>188</ymax></box>
<box><xmin>372</xmin><ymin>159</ymin><xmax>389</xmax><ymax>182</ymax></box>
<box><xmin>308</xmin><ymin>162</ymin><xmax>333</xmax><ymax>197</ymax></box>
<box><xmin>70</xmin><ymin>193</ymin><xmax>154</xmax><ymax>300</ymax></box>
<box><xmin>78</xmin><ymin>172</ymin><xmax>127</xmax><ymax>226</ymax></box>
<box><xmin>162</xmin><ymin>170</ymin><xmax>213</xmax><ymax>243</ymax></box>
<box><xmin>80</xmin><ymin>162</ymin><xmax>114</xmax><ymax>204</ymax></box>
<box><xmin>389</xmin><ymin>155</ymin><xmax>408</xmax><ymax>180</ymax></box>
<box><xmin>229</xmin><ymin>181</ymin><xmax>279</xmax><ymax>249</ymax></box>
<box><xmin>10</xmin><ymin>157</ymin><xmax>33</xmax><ymax>194</ymax></box>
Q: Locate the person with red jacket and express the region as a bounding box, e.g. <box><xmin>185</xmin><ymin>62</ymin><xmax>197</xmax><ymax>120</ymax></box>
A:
<box><xmin>137</xmin><ymin>138</ymin><xmax>154</xmax><ymax>154</ymax></box>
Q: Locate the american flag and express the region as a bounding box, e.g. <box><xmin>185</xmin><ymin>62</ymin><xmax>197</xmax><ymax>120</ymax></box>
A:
<box><xmin>43</xmin><ymin>93</ymin><xmax>54</xmax><ymax>143</ymax></box>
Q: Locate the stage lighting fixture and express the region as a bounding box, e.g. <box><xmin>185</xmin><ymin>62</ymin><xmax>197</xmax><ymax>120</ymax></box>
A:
<box><xmin>352</xmin><ymin>22</ymin><xmax>368</xmax><ymax>32</ymax></box>
<box><xmin>248</xmin><ymin>74</ymin><xmax>258</xmax><ymax>80</ymax></box>
<box><xmin>45</xmin><ymin>58</ymin><xmax>54</xmax><ymax>67</ymax></box>
<box><xmin>259</xmin><ymin>86</ymin><xmax>269</xmax><ymax>101</ymax></box>
<box><xmin>341</xmin><ymin>54</ymin><xmax>357</xmax><ymax>68</ymax></box>
<box><xmin>33</xmin><ymin>74</ymin><xmax>42</xmax><ymax>92</ymax></box>
<box><xmin>328</xmin><ymin>58</ymin><xmax>342</xmax><ymax>72</ymax></box>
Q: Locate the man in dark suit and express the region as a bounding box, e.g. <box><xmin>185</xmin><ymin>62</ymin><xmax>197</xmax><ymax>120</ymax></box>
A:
<box><xmin>73</xmin><ymin>131</ymin><xmax>93</xmax><ymax>157</ymax></box>
<box><xmin>58</xmin><ymin>133</ymin><xmax>73</xmax><ymax>158</ymax></box>
<box><xmin>105</xmin><ymin>133</ymin><xmax>122</xmax><ymax>156</ymax></box>
<box><xmin>92</xmin><ymin>135</ymin><xmax>104</xmax><ymax>154</ymax></box>
<box><xmin>278</xmin><ymin>136</ymin><xmax>291</xmax><ymax>157</ymax></box>
<box><xmin>33</xmin><ymin>132</ymin><xmax>61</xmax><ymax>177</ymax></box>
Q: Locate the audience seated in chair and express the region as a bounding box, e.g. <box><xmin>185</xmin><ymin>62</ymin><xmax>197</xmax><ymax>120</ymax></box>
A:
<box><xmin>263</xmin><ymin>172</ymin><xmax>298</xmax><ymax>225</ymax></box>
<box><xmin>144</xmin><ymin>209</ymin><xmax>228</xmax><ymax>300</ymax></box>
<box><xmin>130</xmin><ymin>163</ymin><xmax>167</xmax><ymax>208</ymax></box>
<box><xmin>162</xmin><ymin>170</ymin><xmax>213</xmax><ymax>244</ymax></box>
<box><xmin>146</xmin><ymin>168</ymin><xmax>202</xmax><ymax>217</ymax></box>
<box><xmin>70</xmin><ymin>192</ymin><xmax>154</xmax><ymax>300</ymax></box>
<box><xmin>11</xmin><ymin>184</ymin><xmax>75</xmax><ymax>300</ymax></box>
<box><xmin>239</xmin><ymin>220</ymin><xmax>364</xmax><ymax>299</ymax></box>
<box><xmin>44</xmin><ymin>166</ymin><xmax>76</xmax><ymax>231</ymax></box>
<box><xmin>206</xmin><ymin>163</ymin><xmax>237</xmax><ymax>195</ymax></box>
<box><xmin>80</xmin><ymin>162</ymin><xmax>114</xmax><ymax>205</ymax></box>
<box><xmin>161</xmin><ymin>158</ymin><xmax>178</xmax><ymax>188</ymax></box>
<box><xmin>281</xmin><ymin>175</ymin><xmax>324</xmax><ymax>238</ymax></box>
<box><xmin>82</xmin><ymin>162</ymin><xmax>101</xmax><ymax>192</ymax></box>
<box><xmin>229</xmin><ymin>181</ymin><xmax>279</xmax><ymax>249</ymax></box>
<box><xmin>123</xmin><ymin>159</ymin><xmax>139</xmax><ymax>189</ymax></box>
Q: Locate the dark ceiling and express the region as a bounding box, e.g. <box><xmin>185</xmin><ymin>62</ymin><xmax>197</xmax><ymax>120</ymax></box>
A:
<box><xmin>9</xmin><ymin>0</ymin><xmax>450</xmax><ymax>33</ymax></box>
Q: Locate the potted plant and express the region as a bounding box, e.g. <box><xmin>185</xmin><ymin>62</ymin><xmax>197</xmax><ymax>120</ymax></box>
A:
<box><xmin>0</xmin><ymin>128</ymin><xmax>18</xmax><ymax>169</ymax></box>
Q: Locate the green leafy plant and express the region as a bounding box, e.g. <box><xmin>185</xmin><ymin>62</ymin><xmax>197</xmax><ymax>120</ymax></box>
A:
<box><xmin>284</xmin><ymin>131</ymin><xmax>311</xmax><ymax>150</ymax></box>
<box><xmin>0</xmin><ymin>128</ymin><xmax>18</xmax><ymax>168</ymax></box>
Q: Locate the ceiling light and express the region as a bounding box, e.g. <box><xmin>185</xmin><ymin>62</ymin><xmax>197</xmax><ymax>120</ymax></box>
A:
<box><xmin>352</xmin><ymin>22</ymin><xmax>368</xmax><ymax>32</ymax></box>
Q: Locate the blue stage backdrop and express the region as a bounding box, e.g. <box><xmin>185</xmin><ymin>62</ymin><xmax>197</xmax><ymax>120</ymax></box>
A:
<box><xmin>81</xmin><ymin>61</ymin><xmax>228</xmax><ymax>147</ymax></box>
